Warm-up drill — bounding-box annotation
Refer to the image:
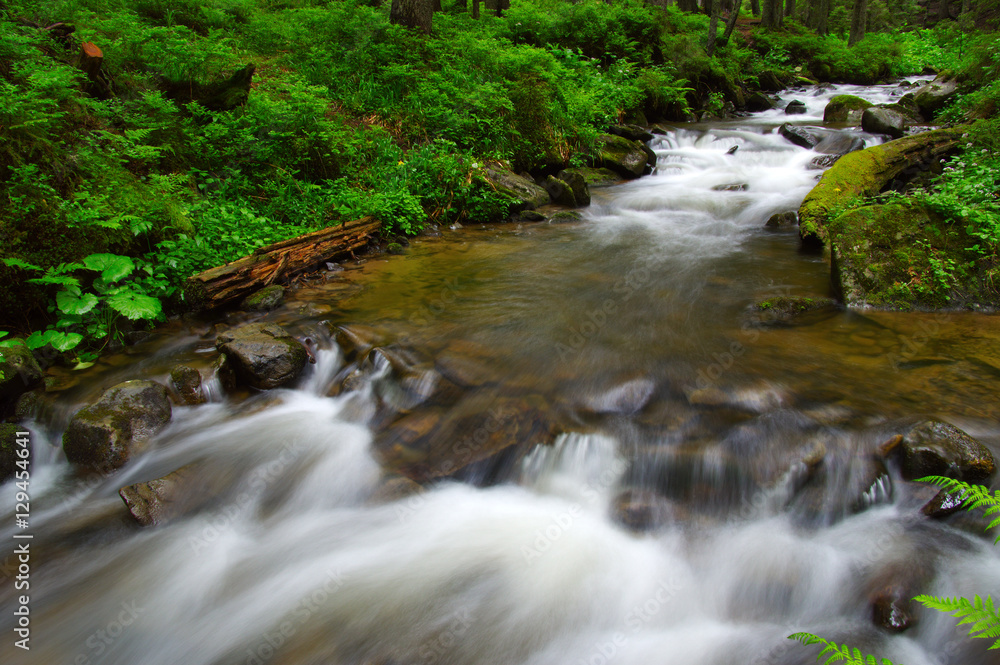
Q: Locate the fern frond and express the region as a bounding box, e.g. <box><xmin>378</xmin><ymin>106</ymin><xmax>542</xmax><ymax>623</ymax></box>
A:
<box><xmin>915</xmin><ymin>595</ymin><xmax>1000</xmax><ymax>649</ymax></box>
<box><xmin>788</xmin><ymin>633</ymin><xmax>899</xmax><ymax>665</ymax></box>
<box><xmin>917</xmin><ymin>476</ymin><xmax>1000</xmax><ymax>542</ymax></box>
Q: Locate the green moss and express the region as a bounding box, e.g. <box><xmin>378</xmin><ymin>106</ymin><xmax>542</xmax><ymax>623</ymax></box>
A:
<box><xmin>823</xmin><ymin>94</ymin><xmax>874</xmax><ymax>122</ymax></box>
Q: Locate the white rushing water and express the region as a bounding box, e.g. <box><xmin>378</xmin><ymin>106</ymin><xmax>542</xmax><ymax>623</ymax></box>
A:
<box><xmin>2</xmin><ymin>83</ymin><xmax>999</xmax><ymax>665</ymax></box>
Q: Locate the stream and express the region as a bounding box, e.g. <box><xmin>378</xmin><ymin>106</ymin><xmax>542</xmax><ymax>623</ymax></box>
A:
<box><xmin>3</xmin><ymin>82</ymin><xmax>1000</xmax><ymax>665</ymax></box>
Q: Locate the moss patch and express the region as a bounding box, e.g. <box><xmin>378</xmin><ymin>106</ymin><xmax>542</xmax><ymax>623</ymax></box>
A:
<box><xmin>823</xmin><ymin>94</ymin><xmax>874</xmax><ymax>123</ymax></box>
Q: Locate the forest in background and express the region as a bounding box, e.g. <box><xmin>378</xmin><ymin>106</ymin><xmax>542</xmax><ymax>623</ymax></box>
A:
<box><xmin>1</xmin><ymin>0</ymin><xmax>999</xmax><ymax>363</ymax></box>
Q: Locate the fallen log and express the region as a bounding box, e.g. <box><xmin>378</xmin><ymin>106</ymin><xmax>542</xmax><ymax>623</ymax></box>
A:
<box><xmin>184</xmin><ymin>216</ymin><xmax>381</xmax><ymax>310</ymax></box>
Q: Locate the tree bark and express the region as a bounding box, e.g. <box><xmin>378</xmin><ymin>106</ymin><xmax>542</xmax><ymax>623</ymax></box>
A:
<box><xmin>785</xmin><ymin>0</ymin><xmax>796</xmax><ymax>18</ymax></box>
<box><xmin>849</xmin><ymin>0</ymin><xmax>867</xmax><ymax>45</ymax></box>
<box><xmin>721</xmin><ymin>0</ymin><xmax>744</xmax><ymax>43</ymax></box>
<box><xmin>939</xmin><ymin>0</ymin><xmax>950</xmax><ymax>21</ymax></box>
<box><xmin>390</xmin><ymin>0</ymin><xmax>433</xmax><ymax>33</ymax></box>
<box><xmin>751</xmin><ymin>0</ymin><xmax>761</xmax><ymax>17</ymax></box>
<box><xmin>707</xmin><ymin>0</ymin><xmax>720</xmax><ymax>55</ymax></box>
<box><xmin>472</xmin><ymin>0</ymin><xmax>480</xmax><ymax>18</ymax></box>
<box><xmin>185</xmin><ymin>217</ymin><xmax>381</xmax><ymax>310</ymax></box>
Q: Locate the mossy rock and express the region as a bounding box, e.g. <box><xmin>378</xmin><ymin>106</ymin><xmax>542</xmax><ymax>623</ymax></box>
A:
<box><xmin>897</xmin><ymin>419</ymin><xmax>995</xmax><ymax>483</ymax></box>
<box><xmin>481</xmin><ymin>164</ymin><xmax>551</xmax><ymax>212</ymax></box>
<box><xmin>823</xmin><ymin>95</ymin><xmax>874</xmax><ymax>123</ymax></box>
<box><xmin>560</xmin><ymin>167</ymin><xmax>622</xmax><ymax>188</ymax></box>
<box><xmin>747</xmin><ymin>296</ymin><xmax>839</xmax><ymax>327</ymax></box>
<box><xmin>240</xmin><ymin>284</ymin><xmax>284</xmax><ymax>312</ymax></box>
<box><xmin>798</xmin><ymin>127</ymin><xmax>964</xmax><ymax>246</ymax></box>
<box><xmin>1</xmin><ymin>423</ymin><xmax>31</xmax><ymax>483</ymax></box>
<box><xmin>828</xmin><ymin>202</ymin><xmax>993</xmax><ymax>309</ymax></box>
<box><xmin>595</xmin><ymin>134</ymin><xmax>648</xmax><ymax>179</ymax></box>
<box><xmin>62</xmin><ymin>380</ymin><xmax>173</xmax><ymax>472</ymax></box>
<box><xmin>0</xmin><ymin>344</ymin><xmax>43</xmax><ymax>416</ymax></box>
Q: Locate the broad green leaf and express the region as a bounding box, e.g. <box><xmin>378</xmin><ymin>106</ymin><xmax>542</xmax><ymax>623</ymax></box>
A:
<box><xmin>56</xmin><ymin>290</ymin><xmax>98</xmax><ymax>316</ymax></box>
<box><xmin>106</xmin><ymin>291</ymin><xmax>162</xmax><ymax>320</ymax></box>
<box><xmin>26</xmin><ymin>329</ymin><xmax>83</xmax><ymax>351</ymax></box>
<box><xmin>83</xmin><ymin>253</ymin><xmax>135</xmax><ymax>283</ymax></box>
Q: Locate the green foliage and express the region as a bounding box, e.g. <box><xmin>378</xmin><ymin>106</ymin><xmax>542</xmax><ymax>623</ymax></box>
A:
<box><xmin>919</xmin><ymin>475</ymin><xmax>1000</xmax><ymax>542</ymax></box>
<box><xmin>914</xmin><ymin>594</ymin><xmax>1000</xmax><ymax>648</ymax></box>
<box><xmin>788</xmin><ymin>634</ymin><xmax>898</xmax><ymax>665</ymax></box>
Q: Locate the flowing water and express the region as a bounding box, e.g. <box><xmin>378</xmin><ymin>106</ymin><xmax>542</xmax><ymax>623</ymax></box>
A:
<box><xmin>4</xmin><ymin>83</ymin><xmax>1000</xmax><ymax>665</ymax></box>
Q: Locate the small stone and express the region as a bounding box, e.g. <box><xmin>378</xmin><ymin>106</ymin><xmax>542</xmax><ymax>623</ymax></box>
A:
<box><xmin>169</xmin><ymin>365</ymin><xmax>206</xmax><ymax>405</ymax></box>
<box><xmin>240</xmin><ymin>284</ymin><xmax>284</xmax><ymax>312</ymax></box>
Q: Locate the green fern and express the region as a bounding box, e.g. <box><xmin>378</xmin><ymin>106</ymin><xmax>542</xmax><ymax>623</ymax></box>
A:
<box><xmin>914</xmin><ymin>595</ymin><xmax>1000</xmax><ymax>649</ymax></box>
<box><xmin>787</xmin><ymin>633</ymin><xmax>899</xmax><ymax>665</ymax></box>
<box><xmin>917</xmin><ymin>476</ymin><xmax>1000</xmax><ymax>542</ymax></box>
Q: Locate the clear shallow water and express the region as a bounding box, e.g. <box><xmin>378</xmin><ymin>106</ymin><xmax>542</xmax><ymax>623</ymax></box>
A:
<box><xmin>2</xmin><ymin>83</ymin><xmax>1000</xmax><ymax>665</ymax></box>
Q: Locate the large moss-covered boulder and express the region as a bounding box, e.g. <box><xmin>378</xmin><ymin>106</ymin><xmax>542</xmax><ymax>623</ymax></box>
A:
<box><xmin>798</xmin><ymin>127</ymin><xmax>964</xmax><ymax>246</ymax></box>
<box><xmin>543</xmin><ymin>175</ymin><xmax>578</xmax><ymax>207</ymax></box>
<box><xmin>0</xmin><ymin>344</ymin><xmax>43</xmax><ymax>416</ymax></box>
<box><xmin>914</xmin><ymin>74</ymin><xmax>959</xmax><ymax>120</ymax></box>
<box><xmin>557</xmin><ymin>170</ymin><xmax>591</xmax><ymax>206</ymax></box>
<box><xmin>827</xmin><ymin>202</ymin><xmax>987</xmax><ymax>309</ymax></box>
<box><xmin>481</xmin><ymin>163</ymin><xmax>550</xmax><ymax>213</ymax></box>
<box><xmin>823</xmin><ymin>95</ymin><xmax>873</xmax><ymax>123</ymax></box>
<box><xmin>596</xmin><ymin>134</ymin><xmax>649</xmax><ymax>178</ymax></box>
<box><xmin>62</xmin><ymin>380</ymin><xmax>172</xmax><ymax>472</ymax></box>
<box><xmin>215</xmin><ymin>322</ymin><xmax>307</xmax><ymax>390</ymax></box>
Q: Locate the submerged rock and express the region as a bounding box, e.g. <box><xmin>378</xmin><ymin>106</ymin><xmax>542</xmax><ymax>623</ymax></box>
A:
<box><xmin>746</xmin><ymin>296</ymin><xmax>839</xmax><ymax>327</ymax></box>
<box><xmin>765</xmin><ymin>211</ymin><xmax>798</xmax><ymax>229</ymax></box>
<box><xmin>62</xmin><ymin>380</ymin><xmax>172</xmax><ymax>472</ymax></box>
<box><xmin>215</xmin><ymin>322</ymin><xmax>308</xmax><ymax>390</ymax></box>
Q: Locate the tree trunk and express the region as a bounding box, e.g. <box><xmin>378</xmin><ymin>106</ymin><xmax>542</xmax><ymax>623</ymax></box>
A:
<box><xmin>678</xmin><ymin>0</ymin><xmax>699</xmax><ymax>12</ymax></box>
<box><xmin>707</xmin><ymin>0</ymin><xmax>720</xmax><ymax>55</ymax></box>
<box><xmin>815</xmin><ymin>0</ymin><xmax>829</xmax><ymax>34</ymax></box>
<box><xmin>751</xmin><ymin>0</ymin><xmax>761</xmax><ymax>17</ymax></box>
<box><xmin>185</xmin><ymin>217</ymin><xmax>382</xmax><ymax>310</ymax></box>
<box><xmin>721</xmin><ymin>0</ymin><xmax>744</xmax><ymax>43</ymax></box>
<box><xmin>433</xmin><ymin>0</ymin><xmax>442</xmax><ymax>10</ymax></box>
<box><xmin>849</xmin><ymin>0</ymin><xmax>867</xmax><ymax>45</ymax></box>
<box><xmin>785</xmin><ymin>0</ymin><xmax>796</xmax><ymax>18</ymax></box>
<box><xmin>455</xmin><ymin>0</ymin><xmax>467</xmax><ymax>10</ymax></box>
<box><xmin>472</xmin><ymin>0</ymin><xmax>480</xmax><ymax>18</ymax></box>
<box><xmin>762</xmin><ymin>0</ymin><xmax>774</xmax><ymax>25</ymax></box>
<box><xmin>390</xmin><ymin>0</ymin><xmax>433</xmax><ymax>33</ymax></box>
<box><xmin>939</xmin><ymin>0</ymin><xmax>950</xmax><ymax>21</ymax></box>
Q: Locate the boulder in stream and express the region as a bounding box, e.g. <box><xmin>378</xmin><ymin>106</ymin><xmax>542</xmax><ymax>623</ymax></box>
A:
<box><xmin>169</xmin><ymin>364</ymin><xmax>206</xmax><ymax>405</ymax></box>
<box><xmin>543</xmin><ymin>175</ymin><xmax>578</xmax><ymax>207</ymax></box>
<box><xmin>823</xmin><ymin>94</ymin><xmax>873</xmax><ymax>123</ymax></box>
<box><xmin>0</xmin><ymin>423</ymin><xmax>31</xmax><ymax>483</ymax></box>
<box><xmin>913</xmin><ymin>74</ymin><xmax>960</xmax><ymax>120</ymax></box>
<box><xmin>215</xmin><ymin>322</ymin><xmax>308</xmax><ymax>390</ymax></box>
<box><xmin>596</xmin><ymin>134</ymin><xmax>650</xmax><ymax>179</ymax></box>
<box><xmin>480</xmin><ymin>163</ymin><xmax>551</xmax><ymax>212</ymax></box>
<box><xmin>558</xmin><ymin>167</ymin><xmax>621</xmax><ymax>188</ymax></box>
<box><xmin>609</xmin><ymin>124</ymin><xmax>654</xmax><ymax>143</ymax></box>
<box><xmin>779</xmin><ymin>123</ymin><xmax>822</xmax><ymax>149</ymax></box>
<box><xmin>861</xmin><ymin>107</ymin><xmax>906</xmax><ymax>139</ymax></box>
<box><xmin>784</xmin><ymin>100</ymin><xmax>808</xmax><ymax>115</ymax></box>
<box><xmin>240</xmin><ymin>284</ymin><xmax>284</xmax><ymax>312</ymax></box>
<box><xmin>895</xmin><ymin>419</ymin><xmax>996</xmax><ymax>483</ymax></box>
<box><xmin>62</xmin><ymin>380</ymin><xmax>172</xmax><ymax>472</ymax></box>
<box><xmin>0</xmin><ymin>343</ymin><xmax>44</xmax><ymax>417</ymax></box>
<box><xmin>556</xmin><ymin>170</ymin><xmax>591</xmax><ymax>206</ymax></box>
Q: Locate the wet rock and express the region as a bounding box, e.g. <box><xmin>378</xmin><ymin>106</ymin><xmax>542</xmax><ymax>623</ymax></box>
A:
<box><xmin>0</xmin><ymin>423</ymin><xmax>31</xmax><ymax>483</ymax></box>
<box><xmin>784</xmin><ymin>100</ymin><xmax>808</xmax><ymax>115</ymax></box>
<box><xmin>745</xmin><ymin>92</ymin><xmax>774</xmax><ymax>112</ymax></box>
<box><xmin>814</xmin><ymin>132</ymin><xmax>866</xmax><ymax>156</ymax></box>
<box><xmin>713</xmin><ymin>183</ymin><xmax>748</xmax><ymax>192</ymax></box>
<box><xmin>543</xmin><ymin>175</ymin><xmax>577</xmax><ymax>207</ymax></box>
<box><xmin>823</xmin><ymin>94</ymin><xmax>873</xmax><ymax>123</ymax></box>
<box><xmin>435</xmin><ymin>339</ymin><xmax>497</xmax><ymax>388</ymax></box>
<box><xmin>686</xmin><ymin>383</ymin><xmax>787</xmax><ymax>414</ymax></box>
<box><xmin>481</xmin><ymin>163</ymin><xmax>551</xmax><ymax>212</ymax></box>
<box><xmin>516</xmin><ymin>210</ymin><xmax>547</xmax><ymax>222</ymax></box>
<box><xmin>332</xmin><ymin>324</ymin><xmax>385</xmax><ymax>362</ymax></box>
<box><xmin>862</xmin><ymin>107</ymin><xmax>906</xmax><ymax>139</ymax></box>
<box><xmin>216</xmin><ymin>322</ymin><xmax>308</xmax><ymax>390</ymax></box>
<box><xmin>558</xmin><ymin>167</ymin><xmax>621</xmax><ymax>188</ymax></box>
<box><xmin>896</xmin><ymin>419</ymin><xmax>995</xmax><ymax>483</ymax></box>
<box><xmin>613</xmin><ymin>489</ymin><xmax>680</xmax><ymax>531</ymax></box>
<box><xmin>757</xmin><ymin>70</ymin><xmax>784</xmax><ymax>92</ymax></box>
<box><xmin>913</xmin><ymin>74</ymin><xmax>959</xmax><ymax>119</ymax></box>
<box><xmin>240</xmin><ymin>284</ymin><xmax>284</xmax><ymax>312</ymax></box>
<box><xmin>609</xmin><ymin>124</ymin><xmax>654</xmax><ymax>143</ymax></box>
<box><xmin>376</xmin><ymin>394</ymin><xmax>556</xmax><ymax>482</ymax></box>
<box><xmin>169</xmin><ymin>365</ymin><xmax>206</xmax><ymax>405</ymax></box>
<box><xmin>211</xmin><ymin>353</ymin><xmax>237</xmax><ymax>393</ymax></box>
<box><xmin>779</xmin><ymin>123</ymin><xmax>822</xmax><ymax>149</ymax></box>
<box><xmin>369</xmin><ymin>473</ymin><xmax>424</xmax><ymax>503</ymax></box>
<box><xmin>549</xmin><ymin>211</ymin><xmax>584</xmax><ymax>224</ymax></box>
<box><xmin>13</xmin><ymin>389</ymin><xmax>44</xmax><ymax>422</ymax></box>
<box><xmin>596</xmin><ymin>134</ymin><xmax>649</xmax><ymax>179</ymax></box>
<box><xmin>921</xmin><ymin>487</ymin><xmax>968</xmax><ymax>518</ymax></box>
<box><xmin>746</xmin><ymin>296</ymin><xmax>839</xmax><ymax>327</ymax></box>
<box><xmin>807</xmin><ymin>154</ymin><xmax>841</xmax><ymax>170</ymax></box>
<box><xmin>865</xmin><ymin>561</ymin><xmax>932</xmax><ymax>633</ymax></box>
<box><xmin>871</xmin><ymin>585</ymin><xmax>918</xmax><ymax>632</ymax></box>
<box><xmin>626</xmin><ymin>449</ymin><xmax>748</xmax><ymax>510</ymax></box>
<box><xmin>556</xmin><ymin>170</ymin><xmax>591</xmax><ymax>206</ymax></box>
<box><xmin>119</xmin><ymin>464</ymin><xmax>200</xmax><ymax>526</ymax></box>
<box><xmin>62</xmin><ymin>380</ymin><xmax>172</xmax><ymax>472</ymax></box>
<box><xmin>0</xmin><ymin>343</ymin><xmax>44</xmax><ymax>417</ymax></box>
<box><xmin>765</xmin><ymin>211</ymin><xmax>798</xmax><ymax>229</ymax></box>
<box><xmin>578</xmin><ymin>378</ymin><xmax>655</xmax><ymax>415</ymax></box>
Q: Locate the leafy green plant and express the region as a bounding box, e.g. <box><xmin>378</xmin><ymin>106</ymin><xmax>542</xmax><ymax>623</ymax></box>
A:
<box><xmin>2</xmin><ymin>254</ymin><xmax>163</xmax><ymax>357</ymax></box>
<box><xmin>788</xmin><ymin>634</ymin><xmax>897</xmax><ymax>665</ymax></box>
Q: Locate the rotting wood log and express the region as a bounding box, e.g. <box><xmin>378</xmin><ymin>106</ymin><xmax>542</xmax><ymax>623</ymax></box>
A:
<box><xmin>164</xmin><ymin>64</ymin><xmax>256</xmax><ymax>112</ymax></box>
<box><xmin>185</xmin><ymin>216</ymin><xmax>381</xmax><ymax>310</ymax></box>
